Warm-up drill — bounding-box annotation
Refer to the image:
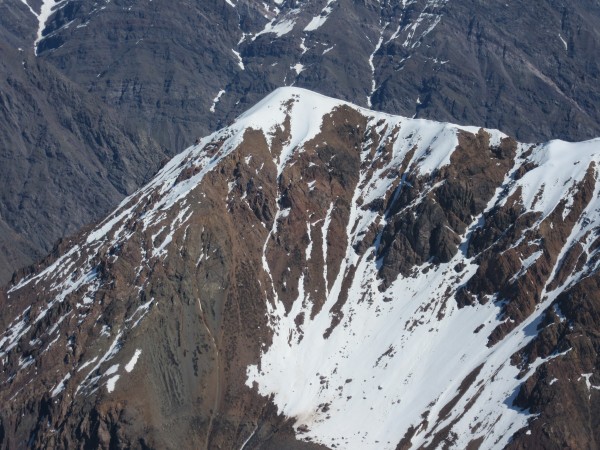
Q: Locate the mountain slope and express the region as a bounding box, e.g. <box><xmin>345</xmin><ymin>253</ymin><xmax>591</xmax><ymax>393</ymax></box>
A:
<box><xmin>1</xmin><ymin>88</ymin><xmax>599</xmax><ymax>449</ymax></box>
<box><xmin>0</xmin><ymin>0</ymin><xmax>167</xmax><ymax>284</ymax></box>
<box><xmin>0</xmin><ymin>41</ymin><xmax>167</xmax><ymax>285</ymax></box>
<box><xmin>30</xmin><ymin>0</ymin><xmax>600</xmax><ymax>145</ymax></box>
<box><xmin>2</xmin><ymin>0</ymin><xmax>599</xmax><ymax>282</ymax></box>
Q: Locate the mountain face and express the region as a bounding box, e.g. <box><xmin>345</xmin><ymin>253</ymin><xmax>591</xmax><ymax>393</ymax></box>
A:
<box><xmin>1</xmin><ymin>88</ymin><xmax>599</xmax><ymax>449</ymax></box>
<box><xmin>0</xmin><ymin>2</ymin><xmax>168</xmax><ymax>284</ymax></box>
<box><xmin>1</xmin><ymin>0</ymin><xmax>599</xmax><ymax>282</ymax></box>
<box><xmin>31</xmin><ymin>0</ymin><xmax>600</xmax><ymax>145</ymax></box>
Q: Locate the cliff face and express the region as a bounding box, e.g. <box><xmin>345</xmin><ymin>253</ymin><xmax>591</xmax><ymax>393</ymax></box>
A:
<box><xmin>0</xmin><ymin>88</ymin><xmax>598</xmax><ymax>449</ymax></box>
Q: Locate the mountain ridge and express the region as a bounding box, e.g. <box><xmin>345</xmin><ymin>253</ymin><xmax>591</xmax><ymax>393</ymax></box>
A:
<box><xmin>2</xmin><ymin>0</ymin><xmax>599</xmax><ymax>285</ymax></box>
<box><xmin>1</xmin><ymin>87</ymin><xmax>599</xmax><ymax>449</ymax></box>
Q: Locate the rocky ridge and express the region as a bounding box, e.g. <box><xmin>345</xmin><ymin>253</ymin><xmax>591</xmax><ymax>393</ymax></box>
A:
<box><xmin>2</xmin><ymin>0</ymin><xmax>599</xmax><ymax>283</ymax></box>
<box><xmin>0</xmin><ymin>88</ymin><xmax>599</xmax><ymax>449</ymax></box>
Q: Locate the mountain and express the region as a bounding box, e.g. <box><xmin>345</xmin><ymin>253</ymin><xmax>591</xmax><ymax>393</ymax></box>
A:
<box><xmin>32</xmin><ymin>0</ymin><xmax>600</xmax><ymax>145</ymax></box>
<box><xmin>0</xmin><ymin>2</ymin><xmax>169</xmax><ymax>284</ymax></box>
<box><xmin>1</xmin><ymin>0</ymin><xmax>599</xmax><ymax>283</ymax></box>
<box><xmin>1</xmin><ymin>88</ymin><xmax>598</xmax><ymax>449</ymax></box>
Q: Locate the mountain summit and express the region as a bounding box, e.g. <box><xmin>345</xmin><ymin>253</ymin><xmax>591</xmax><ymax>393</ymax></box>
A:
<box><xmin>3</xmin><ymin>0</ymin><xmax>599</xmax><ymax>285</ymax></box>
<box><xmin>1</xmin><ymin>88</ymin><xmax>599</xmax><ymax>449</ymax></box>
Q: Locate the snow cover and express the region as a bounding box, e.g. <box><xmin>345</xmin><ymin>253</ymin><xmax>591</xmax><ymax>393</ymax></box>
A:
<box><xmin>253</xmin><ymin>18</ymin><xmax>296</xmax><ymax>40</ymax></box>
<box><xmin>125</xmin><ymin>349</ymin><xmax>142</xmax><ymax>372</ymax></box>
<box><xmin>381</xmin><ymin>0</ymin><xmax>449</xmax><ymax>53</ymax></box>
<box><xmin>292</xmin><ymin>63</ymin><xmax>304</xmax><ymax>75</ymax></box>
<box><xmin>3</xmin><ymin>86</ymin><xmax>600</xmax><ymax>448</ymax></box>
<box><xmin>51</xmin><ymin>373</ymin><xmax>71</xmax><ymax>397</ymax></box>
<box><xmin>19</xmin><ymin>0</ymin><xmax>69</xmax><ymax>54</ymax></box>
<box><xmin>106</xmin><ymin>374</ymin><xmax>120</xmax><ymax>393</ymax></box>
<box><xmin>505</xmin><ymin>139</ymin><xmax>600</xmax><ymax>219</ymax></box>
<box><xmin>558</xmin><ymin>34</ymin><xmax>568</xmax><ymax>51</ymax></box>
<box><xmin>367</xmin><ymin>23</ymin><xmax>388</xmax><ymax>107</ymax></box>
<box><xmin>246</xmin><ymin>126</ymin><xmax>600</xmax><ymax>449</ymax></box>
<box><xmin>210</xmin><ymin>90</ymin><xmax>226</xmax><ymax>113</ymax></box>
<box><xmin>75</xmin><ymin>331</ymin><xmax>122</xmax><ymax>395</ymax></box>
<box><xmin>232</xmin><ymin>49</ymin><xmax>245</xmax><ymax>70</ymax></box>
<box><xmin>401</xmin><ymin>0</ymin><xmax>448</xmax><ymax>49</ymax></box>
<box><xmin>304</xmin><ymin>0</ymin><xmax>337</xmax><ymax>32</ymax></box>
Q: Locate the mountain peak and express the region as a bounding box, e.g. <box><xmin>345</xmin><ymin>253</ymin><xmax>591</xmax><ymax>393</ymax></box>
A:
<box><xmin>1</xmin><ymin>89</ymin><xmax>599</xmax><ymax>449</ymax></box>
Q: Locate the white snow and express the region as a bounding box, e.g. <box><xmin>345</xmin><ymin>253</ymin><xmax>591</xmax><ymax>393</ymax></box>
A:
<box><xmin>104</xmin><ymin>363</ymin><xmax>119</xmax><ymax>376</ymax></box>
<box><xmin>3</xmin><ymin>85</ymin><xmax>600</xmax><ymax>449</ymax></box>
<box><xmin>558</xmin><ymin>34</ymin><xmax>568</xmax><ymax>51</ymax></box>
<box><xmin>125</xmin><ymin>298</ymin><xmax>154</xmax><ymax>328</ymax></box>
<box><xmin>77</xmin><ymin>356</ymin><xmax>98</xmax><ymax>372</ymax></box>
<box><xmin>367</xmin><ymin>23</ymin><xmax>388</xmax><ymax>107</ymax></box>
<box><xmin>239</xmin><ymin>426</ymin><xmax>258</xmax><ymax>450</ymax></box>
<box><xmin>385</xmin><ymin>0</ymin><xmax>447</xmax><ymax>49</ymax></box>
<box><xmin>19</xmin><ymin>0</ymin><xmax>69</xmax><ymax>54</ymax></box>
<box><xmin>51</xmin><ymin>373</ymin><xmax>71</xmax><ymax>397</ymax></box>
<box><xmin>299</xmin><ymin>38</ymin><xmax>308</xmax><ymax>55</ymax></box>
<box><xmin>210</xmin><ymin>90</ymin><xmax>226</xmax><ymax>113</ymax></box>
<box><xmin>125</xmin><ymin>349</ymin><xmax>142</xmax><ymax>372</ymax></box>
<box><xmin>306</xmin><ymin>222</ymin><xmax>314</xmax><ymax>260</ymax></box>
<box><xmin>292</xmin><ymin>63</ymin><xmax>304</xmax><ymax>75</ymax></box>
<box><xmin>232</xmin><ymin>49</ymin><xmax>245</xmax><ymax>70</ymax></box>
<box><xmin>76</xmin><ymin>331</ymin><xmax>122</xmax><ymax>395</ymax></box>
<box><xmin>304</xmin><ymin>0</ymin><xmax>337</xmax><ymax>32</ymax></box>
<box><xmin>247</xmin><ymin>206</ymin><xmax>578</xmax><ymax>449</ymax></box>
<box><xmin>510</xmin><ymin>249</ymin><xmax>544</xmax><ymax>283</ymax></box>
<box><xmin>106</xmin><ymin>374</ymin><xmax>120</xmax><ymax>393</ymax></box>
<box><xmin>253</xmin><ymin>18</ymin><xmax>296</xmax><ymax>40</ymax></box>
<box><xmin>501</xmin><ymin>139</ymin><xmax>600</xmax><ymax>220</ymax></box>
<box><xmin>240</xmin><ymin>90</ymin><xmax>600</xmax><ymax>449</ymax></box>
<box><xmin>579</xmin><ymin>373</ymin><xmax>600</xmax><ymax>398</ymax></box>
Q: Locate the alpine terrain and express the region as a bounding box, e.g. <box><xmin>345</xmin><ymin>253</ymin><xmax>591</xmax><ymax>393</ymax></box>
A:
<box><xmin>1</xmin><ymin>88</ymin><xmax>599</xmax><ymax>449</ymax></box>
<box><xmin>1</xmin><ymin>0</ymin><xmax>599</xmax><ymax>283</ymax></box>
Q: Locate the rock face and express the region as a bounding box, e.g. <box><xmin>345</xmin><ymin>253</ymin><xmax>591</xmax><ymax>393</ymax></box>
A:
<box><xmin>0</xmin><ymin>88</ymin><xmax>599</xmax><ymax>449</ymax></box>
<box><xmin>2</xmin><ymin>0</ymin><xmax>599</xmax><ymax>282</ymax></box>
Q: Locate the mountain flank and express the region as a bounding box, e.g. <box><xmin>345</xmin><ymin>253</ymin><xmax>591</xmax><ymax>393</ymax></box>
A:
<box><xmin>1</xmin><ymin>88</ymin><xmax>599</xmax><ymax>449</ymax></box>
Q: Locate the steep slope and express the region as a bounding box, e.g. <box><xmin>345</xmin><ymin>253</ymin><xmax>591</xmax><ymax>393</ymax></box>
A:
<box><xmin>0</xmin><ymin>41</ymin><xmax>167</xmax><ymax>285</ymax></box>
<box><xmin>1</xmin><ymin>88</ymin><xmax>599</xmax><ymax>449</ymax></box>
<box><xmin>2</xmin><ymin>0</ymin><xmax>599</xmax><ymax>282</ymax></box>
<box><xmin>28</xmin><ymin>0</ymin><xmax>600</xmax><ymax>145</ymax></box>
<box><xmin>0</xmin><ymin>1</ymin><xmax>167</xmax><ymax>284</ymax></box>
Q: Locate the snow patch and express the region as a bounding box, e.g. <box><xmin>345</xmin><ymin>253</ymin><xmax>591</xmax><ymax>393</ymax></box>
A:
<box><xmin>210</xmin><ymin>90</ymin><xmax>226</xmax><ymax>113</ymax></box>
<box><xmin>125</xmin><ymin>349</ymin><xmax>142</xmax><ymax>372</ymax></box>
<box><xmin>51</xmin><ymin>373</ymin><xmax>71</xmax><ymax>397</ymax></box>
<box><xmin>304</xmin><ymin>0</ymin><xmax>337</xmax><ymax>32</ymax></box>
<box><xmin>106</xmin><ymin>374</ymin><xmax>120</xmax><ymax>393</ymax></box>
<box><xmin>232</xmin><ymin>49</ymin><xmax>245</xmax><ymax>70</ymax></box>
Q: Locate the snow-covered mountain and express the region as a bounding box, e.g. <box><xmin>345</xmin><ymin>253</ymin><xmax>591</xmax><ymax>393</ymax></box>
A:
<box><xmin>3</xmin><ymin>0</ymin><xmax>600</xmax><ymax>287</ymax></box>
<box><xmin>1</xmin><ymin>88</ymin><xmax>599</xmax><ymax>449</ymax></box>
